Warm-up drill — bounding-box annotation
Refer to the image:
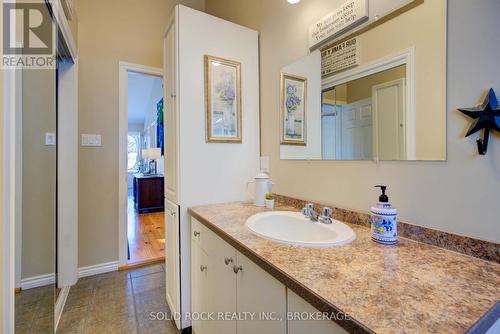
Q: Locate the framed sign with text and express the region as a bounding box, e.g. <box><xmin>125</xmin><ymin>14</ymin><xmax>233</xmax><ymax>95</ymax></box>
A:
<box><xmin>309</xmin><ymin>0</ymin><xmax>368</xmax><ymax>48</ymax></box>
<box><xmin>321</xmin><ymin>37</ymin><xmax>359</xmax><ymax>77</ymax></box>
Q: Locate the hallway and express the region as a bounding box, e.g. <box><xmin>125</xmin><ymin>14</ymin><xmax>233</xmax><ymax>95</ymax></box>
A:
<box><xmin>127</xmin><ymin>195</ymin><xmax>165</xmax><ymax>266</ymax></box>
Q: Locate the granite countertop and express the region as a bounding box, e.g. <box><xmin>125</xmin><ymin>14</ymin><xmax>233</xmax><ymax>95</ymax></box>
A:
<box><xmin>188</xmin><ymin>202</ymin><xmax>500</xmax><ymax>334</ymax></box>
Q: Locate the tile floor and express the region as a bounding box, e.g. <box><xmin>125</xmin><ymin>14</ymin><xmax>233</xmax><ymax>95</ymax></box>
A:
<box><xmin>57</xmin><ymin>264</ymin><xmax>179</xmax><ymax>334</ymax></box>
<box><xmin>15</xmin><ymin>285</ymin><xmax>54</xmax><ymax>334</ymax></box>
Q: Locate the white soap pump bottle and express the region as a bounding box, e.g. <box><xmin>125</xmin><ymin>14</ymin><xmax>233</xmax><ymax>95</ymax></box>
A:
<box><xmin>370</xmin><ymin>185</ymin><xmax>398</xmax><ymax>245</ymax></box>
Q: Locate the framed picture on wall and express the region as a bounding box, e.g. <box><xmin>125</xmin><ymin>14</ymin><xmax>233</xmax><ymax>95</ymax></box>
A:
<box><xmin>156</xmin><ymin>97</ymin><xmax>164</xmax><ymax>155</ymax></box>
<box><xmin>204</xmin><ymin>55</ymin><xmax>242</xmax><ymax>143</ymax></box>
<box><xmin>280</xmin><ymin>73</ymin><xmax>307</xmax><ymax>145</ymax></box>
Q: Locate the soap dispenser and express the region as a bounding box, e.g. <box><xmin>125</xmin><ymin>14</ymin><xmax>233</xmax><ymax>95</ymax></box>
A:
<box><xmin>370</xmin><ymin>185</ymin><xmax>398</xmax><ymax>245</ymax></box>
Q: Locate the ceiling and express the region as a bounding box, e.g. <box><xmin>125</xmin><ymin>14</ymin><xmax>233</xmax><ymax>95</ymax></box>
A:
<box><xmin>127</xmin><ymin>72</ymin><xmax>163</xmax><ymax>124</ymax></box>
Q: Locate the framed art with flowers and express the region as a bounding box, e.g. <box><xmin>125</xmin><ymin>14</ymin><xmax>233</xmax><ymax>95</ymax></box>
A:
<box><xmin>280</xmin><ymin>72</ymin><xmax>307</xmax><ymax>145</ymax></box>
<box><xmin>204</xmin><ymin>55</ymin><xmax>242</xmax><ymax>143</ymax></box>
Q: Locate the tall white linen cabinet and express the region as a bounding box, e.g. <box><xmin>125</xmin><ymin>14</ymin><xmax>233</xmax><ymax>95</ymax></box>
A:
<box><xmin>163</xmin><ymin>5</ymin><xmax>260</xmax><ymax>330</ymax></box>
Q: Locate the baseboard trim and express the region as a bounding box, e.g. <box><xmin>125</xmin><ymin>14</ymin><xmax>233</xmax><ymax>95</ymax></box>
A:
<box><xmin>20</xmin><ymin>273</ymin><xmax>55</xmax><ymax>290</ymax></box>
<box><xmin>55</xmin><ymin>286</ymin><xmax>70</xmax><ymax>332</ymax></box>
<box><xmin>78</xmin><ymin>261</ymin><xmax>119</xmax><ymax>278</ymax></box>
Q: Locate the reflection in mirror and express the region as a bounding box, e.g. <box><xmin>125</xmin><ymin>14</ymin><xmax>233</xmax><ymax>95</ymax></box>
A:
<box><xmin>322</xmin><ymin>65</ymin><xmax>406</xmax><ymax>160</ymax></box>
<box><xmin>14</xmin><ymin>67</ymin><xmax>56</xmax><ymax>334</ymax></box>
<box><xmin>279</xmin><ymin>0</ymin><xmax>446</xmax><ymax>161</ymax></box>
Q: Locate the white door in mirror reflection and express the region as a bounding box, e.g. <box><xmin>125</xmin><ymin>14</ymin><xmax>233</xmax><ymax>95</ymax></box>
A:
<box><xmin>322</xmin><ymin>99</ymin><xmax>372</xmax><ymax>160</ymax></box>
<box><xmin>340</xmin><ymin>99</ymin><xmax>372</xmax><ymax>160</ymax></box>
<box><xmin>372</xmin><ymin>79</ymin><xmax>405</xmax><ymax>160</ymax></box>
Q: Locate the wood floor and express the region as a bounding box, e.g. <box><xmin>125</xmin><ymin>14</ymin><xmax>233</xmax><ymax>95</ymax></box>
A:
<box><xmin>127</xmin><ymin>195</ymin><xmax>165</xmax><ymax>266</ymax></box>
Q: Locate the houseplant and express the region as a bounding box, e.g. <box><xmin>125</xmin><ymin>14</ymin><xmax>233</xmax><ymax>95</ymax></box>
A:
<box><xmin>265</xmin><ymin>193</ymin><xmax>275</xmax><ymax>209</ymax></box>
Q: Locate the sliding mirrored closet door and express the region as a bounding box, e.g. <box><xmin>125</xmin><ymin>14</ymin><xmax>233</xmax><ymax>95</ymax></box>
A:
<box><xmin>14</xmin><ymin>66</ymin><xmax>57</xmax><ymax>333</ymax></box>
<box><xmin>12</xmin><ymin>1</ymin><xmax>57</xmax><ymax>332</ymax></box>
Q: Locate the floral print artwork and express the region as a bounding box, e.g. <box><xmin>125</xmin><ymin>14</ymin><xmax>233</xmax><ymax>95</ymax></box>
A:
<box><xmin>281</xmin><ymin>74</ymin><xmax>306</xmax><ymax>145</ymax></box>
<box><xmin>205</xmin><ymin>55</ymin><xmax>241</xmax><ymax>142</ymax></box>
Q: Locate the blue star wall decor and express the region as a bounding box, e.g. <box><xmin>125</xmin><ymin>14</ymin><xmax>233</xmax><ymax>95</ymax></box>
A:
<box><xmin>458</xmin><ymin>88</ymin><xmax>500</xmax><ymax>155</ymax></box>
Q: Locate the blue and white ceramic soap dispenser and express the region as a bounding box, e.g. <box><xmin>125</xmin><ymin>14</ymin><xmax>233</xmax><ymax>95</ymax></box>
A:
<box><xmin>370</xmin><ymin>185</ymin><xmax>397</xmax><ymax>245</ymax></box>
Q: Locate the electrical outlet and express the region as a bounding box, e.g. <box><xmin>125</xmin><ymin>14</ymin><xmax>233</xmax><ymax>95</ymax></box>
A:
<box><xmin>81</xmin><ymin>134</ymin><xmax>102</xmax><ymax>147</ymax></box>
<box><xmin>45</xmin><ymin>133</ymin><xmax>56</xmax><ymax>146</ymax></box>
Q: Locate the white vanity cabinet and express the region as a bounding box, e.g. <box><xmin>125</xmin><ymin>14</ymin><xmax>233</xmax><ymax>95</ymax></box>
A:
<box><xmin>191</xmin><ymin>234</ymin><xmax>209</xmax><ymax>334</ymax></box>
<box><xmin>190</xmin><ymin>217</ymin><xmax>350</xmax><ymax>334</ymax></box>
<box><xmin>235</xmin><ymin>251</ymin><xmax>287</xmax><ymax>334</ymax></box>
<box><xmin>287</xmin><ymin>290</ymin><xmax>348</xmax><ymax>334</ymax></box>
<box><xmin>191</xmin><ymin>218</ymin><xmax>286</xmax><ymax>334</ymax></box>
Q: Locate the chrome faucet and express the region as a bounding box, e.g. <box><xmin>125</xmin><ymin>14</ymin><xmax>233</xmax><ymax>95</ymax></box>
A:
<box><xmin>302</xmin><ymin>204</ymin><xmax>334</xmax><ymax>224</ymax></box>
<box><xmin>302</xmin><ymin>203</ymin><xmax>318</xmax><ymax>222</ymax></box>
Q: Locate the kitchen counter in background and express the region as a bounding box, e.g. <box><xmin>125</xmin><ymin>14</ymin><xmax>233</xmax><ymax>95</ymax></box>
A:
<box><xmin>188</xmin><ymin>202</ymin><xmax>500</xmax><ymax>334</ymax></box>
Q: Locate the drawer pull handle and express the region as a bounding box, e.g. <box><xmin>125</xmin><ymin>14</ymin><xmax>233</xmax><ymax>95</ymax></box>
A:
<box><xmin>233</xmin><ymin>265</ymin><xmax>243</xmax><ymax>274</ymax></box>
<box><xmin>193</xmin><ymin>231</ymin><xmax>200</xmax><ymax>237</ymax></box>
<box><xmin>224</xmin><ymin>257</ymin><xmax>233</xmax><ymax>265</ymax></box>
<box><xmin>200</xmin><ymin>265</ymin><xmax>207</xmax><ymax>272</ymax></box>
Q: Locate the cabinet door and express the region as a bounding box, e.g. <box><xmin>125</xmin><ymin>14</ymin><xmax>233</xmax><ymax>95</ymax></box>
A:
<box><xmin>165</xmin><ymin>200</ymin><xmax>180</xmax><ymax>329</ymax></box>
<box><xmin>287</xmin><ymin>289</ymin><xmax>348</xmax><ymax>334</ymax></box>
<box><xmin>206</xmin><ymin>233</ymin><xmax>237</xmax><ymax>334</ymax></box>
<box><xmin>236</xmin><ymin>252</ymin><xmax>286</xmax><ymax>334</ymax></box>
<box><xmin>191</xmin><ymin>241</ymin><xmax>209</xmax><ymax>334</ymax></box>
<box><xmin>164</xmin><ymin>20</ymin><xmax>179</xmax><ymax>203</ymax></box>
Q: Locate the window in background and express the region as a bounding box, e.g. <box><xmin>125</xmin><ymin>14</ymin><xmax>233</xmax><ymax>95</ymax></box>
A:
<box><xmin>128</xmin><ymin>134</ymin><xmax>141</xmax><ymax>172</ymax></box>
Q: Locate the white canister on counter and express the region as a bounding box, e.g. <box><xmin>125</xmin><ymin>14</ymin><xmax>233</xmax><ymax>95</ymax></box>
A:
<box><xmin>247</xmin><ymin>172</ymin><xmax>274</xmax><ymax>207</ymax></box>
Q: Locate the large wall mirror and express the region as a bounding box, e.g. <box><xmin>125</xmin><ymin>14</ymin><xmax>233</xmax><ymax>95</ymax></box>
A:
<box><xmin>280</xmin><ymin>0</ymin><xmax>446</xmax><ymax>161</ymax></box>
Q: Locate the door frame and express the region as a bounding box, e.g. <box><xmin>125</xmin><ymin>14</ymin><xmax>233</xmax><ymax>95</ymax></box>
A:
<box><xmin>118</xmin><ymin>62</ymin><xmax>163</xmax><ymax>267</ymax></box>
<box><xmin>322</xmin><ymin>47</ymin><xmax>416</xmax><ymax>160</ymax></box>
<box><xmin>3</xmin><ymin>66</ymin><xmax>20</xmax><ymax>334</ymax></box>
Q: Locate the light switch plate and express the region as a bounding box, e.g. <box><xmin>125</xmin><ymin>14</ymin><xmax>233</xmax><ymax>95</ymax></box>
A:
<box><xmin>260</xmin><ymin>156</ymin><xmax>270</xmax><ymax>173</ymax></box>
<box><xmin>81</xmin><ymin>134</ymin><xmax>102</xmax><ymax>147</ymax></box>
<box><xmin>45</xmin><ymin>133</ymin><xmax>56</xmax><ymax>146</ymax></box>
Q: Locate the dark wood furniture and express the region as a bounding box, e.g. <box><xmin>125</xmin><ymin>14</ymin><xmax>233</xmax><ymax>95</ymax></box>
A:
<box><xmin>133</xmin><ymin>174</ymin><xmax>164</xmax><ymax>213</ymax></box>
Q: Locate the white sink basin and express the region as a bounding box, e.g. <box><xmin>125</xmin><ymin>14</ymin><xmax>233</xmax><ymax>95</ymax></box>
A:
<box><xmin>245</xmin><ymin>211</ymin><xmax>356</xmax><ymax>248</ymax></box>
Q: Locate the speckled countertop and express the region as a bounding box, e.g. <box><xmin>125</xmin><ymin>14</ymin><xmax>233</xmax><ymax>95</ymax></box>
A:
<box><xmin>188</xmin><ymin>202</ymin><xmax>500</xmax><ymax>334</ymax></box>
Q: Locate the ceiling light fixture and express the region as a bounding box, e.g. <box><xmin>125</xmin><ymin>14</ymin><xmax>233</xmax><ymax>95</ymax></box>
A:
<box><xmin>288</xmin><ymin>0</ymin><xmax>301</xmax><ymax>4</ymax></box>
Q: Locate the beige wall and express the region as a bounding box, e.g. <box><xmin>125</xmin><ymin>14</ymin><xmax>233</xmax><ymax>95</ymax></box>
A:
<box><xmin>206</xmin><ymin>0</ymin><xmax>500</xmax><ymax>242</ymax></box>
<box><xmin>21</xmin><ymin>70</ymin><xmax>56</xmax><ymax>278</ymax></box>
<box><xmin>324</xmin><ymin>65</ymin><xmax>406</xmax><ymax>104</ymax></box>
<box><xmin>346</xmin><ymin>65</ymin><xmax>406</xmax><ymax>103</ymax></box>
<box><xmin>76</xmin><ymin>0</ymin><xmax>171</xmax><ymax>267</ymax></box>
<box><xmin>166</xmin><ymin>0</ymin><xmax>205</xmax><ymax>12</ymax></box>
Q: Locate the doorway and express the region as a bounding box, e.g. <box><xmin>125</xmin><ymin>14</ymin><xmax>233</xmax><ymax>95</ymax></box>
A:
<box><xmin>118</xmin><ymin>62</ymin><xmax>165</xmax><ymax>268</ymax></box>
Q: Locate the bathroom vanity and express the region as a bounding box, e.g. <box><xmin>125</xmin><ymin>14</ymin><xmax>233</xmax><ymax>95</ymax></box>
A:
<box><xmin>190</xmin><ymin>215</ymin><xmax>346</xmax><ymax>334</ymax></box>
<box><xmin>188</xmin><ymin>202</ymin><xmax>500</xmax><ymax>334</ymax></box>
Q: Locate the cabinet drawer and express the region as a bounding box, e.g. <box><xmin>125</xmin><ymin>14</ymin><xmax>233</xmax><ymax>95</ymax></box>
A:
<box><xmin>191</xmin><ymin>217</ymin><xmax>212</xmax><ymax>252</ymax></box>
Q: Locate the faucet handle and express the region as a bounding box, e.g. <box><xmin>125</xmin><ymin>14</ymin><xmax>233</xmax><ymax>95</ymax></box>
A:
<box><xmin>322</xmin><ymin>207</ymin><xmax>332</xmax><ymax>217</ymax></box>
<box><xmin>302</xmin><ymin>203</ymin><xmax>314</xmax><ymax>217</ymax></box>
<box><xmin>320</xmin><ymin>207</ymin><xmax>333</xmax><ymax>224</ymax></box>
